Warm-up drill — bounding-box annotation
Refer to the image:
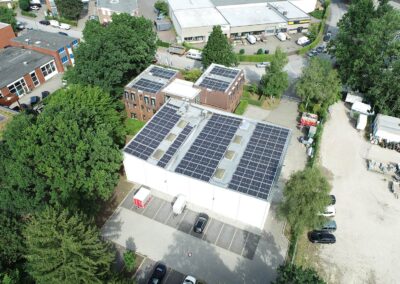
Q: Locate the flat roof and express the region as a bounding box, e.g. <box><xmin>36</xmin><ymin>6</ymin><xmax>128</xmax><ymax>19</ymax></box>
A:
<box><xmin>126</xmin><ymin>65</ymin><xmax>178</xmax><ymax>94</ymax></box>
<box><xmin>195</xmin><ymin>63</ymin><xmax>242</xmax><ymax>93</ymax></box>
<box><xmin>173</xmin><ymin>7</ymin><xmax>228</xmax><ymax>28</ymax></box>
<box><xmin>212</xmin><ymin>0</ymin><xmax>269</xmax><ymax>6</ymax></box>
<box><xmin>0</xmin><ymin>47</ymin><xmax>54</xmax><ymax>88</ymax></box>
<box><xmin>124</xmin><ymin>98</ymin><xmax>291</xmax><ymax>201</ymax></box>
<box><xmin>168</xmin><ymin>0</ymin><xmax>214</xmax><ymax>11</ymax></box>
<box><xmin>375</xmin><ymin>114</ymin><xmax>400</xmax><ymax>135</ymax></box>
<box><xmin>217</xmin><ymin>3</ymin><xmax>287</xmax><ymax>27</ymax></box>
<box><xmin>97</xmin><ymin>0</ymin><xmax>137</xmax><ymax>12</ymax></box>
<box><xmin>12</xmin><ymin>30</ymin><xmax>78</xmax><ymax>51</ymax></box>
<box><xmin>268</xmin><ymin>1</ymin><xmax>310</xmax><ymax>19</ymax></box>
<box><xmin>162</xmin><ymin>79</ymin><xmax>201</xmax><ymax>100</ymax></box>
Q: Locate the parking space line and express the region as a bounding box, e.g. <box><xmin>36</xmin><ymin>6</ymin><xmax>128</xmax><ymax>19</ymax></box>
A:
<box><xmin>177</xmin><ymin>210</ymin><xmax>188</xmax><ymax>227</ymax></box>
<box><xmin>163</xmin><ymin>268</ymin><xmax>173</xmax><ymax>283</ymax></box>
<box><xmin>201</xmin><ymin>218</ymin><xmax>213</xmax><ymax>240</ymax></box>
<box><xmin>240</xmin><ymin>231</ymin><xmax>251</xmax><ymax>256</ymax></box>
<box><xmin>164</xmin><ymin>209</ymin><xmax>173</xmax><ymax>224</ymax></box>
<box><xmin>152</xmin><ymin>200</ymin><xmax>165</xmax><ymax>220</ymax></box>
<box><xmin>227</xmin><ymin>228</ymin><xmax>238</xmax><ymax>251</ymax></box>
<box><xmin>214</xmin><ymin>223</ymin><xmax>225</xmax><ymax>245</ymax></box>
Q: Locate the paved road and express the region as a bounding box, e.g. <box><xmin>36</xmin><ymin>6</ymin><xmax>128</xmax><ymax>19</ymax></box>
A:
<box><xmin>326</xmin><ymin>0</ymin><xmax>348</xmax><ymax>36</ymax></box>
<box><xmin>157</xmin><ymin>49</ymin><xmax>202</xmax><ymax>70</ymax></box>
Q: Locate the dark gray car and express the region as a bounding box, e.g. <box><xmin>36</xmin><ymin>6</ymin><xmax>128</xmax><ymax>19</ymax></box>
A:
<box><xmin>321</xmin><ymin>220</ymin><xmax>337</xmax><ymax>232</ymax></box>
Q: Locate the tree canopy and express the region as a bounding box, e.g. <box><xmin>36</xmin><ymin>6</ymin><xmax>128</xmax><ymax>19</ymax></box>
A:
<box><xmin>0</xmin><ymin>85</ymin><xmax>124</xmax><ymax>216</ymax></box>
<box><xmin>279</xmin><ymin>167</ymin><xmax>331</xmax><ymax>236</ymax></box>
<box><xmin>154</xmin><ymin>0</ymin><xmax>168</xmax><ymax>15</ymax></box>
<box><xmin>0</xmin><ymin>7</ymin><xmax>17</xmax><ymax>30</ymax></box>
<box><xmin>55</xmin><ymin>0</ymin><xmax>83</xmax><ymax>20</ymax></box>
<box><xmin>273</xmin><ymin>263</ymin><xmax>326</xmax><ymax>284</ymax></box>
<box><xmin>24</xmin><ymin>207</ymin><xmax>113</xmax><ymax>283</ymax></box>
<box><xmin>18</xmin><ymin>0</ymin><xmax>30</xmax><ymax>11</ymax></box>
<box><xmin>67</xmin><ymin>13</ymin><xmax>157</xmax><ymax>97</ymax></box>
<box><xmin>202</xmin><ymin>26</ymin><xmax>238</xmax><ymax>68</ymax></box>
<box><xmin>296</xmin><ymin>57</ymin><xmax>340</xmax><ymax>114</ymax></box>
<box><xmin>259</xmin><ymin>48</ymin><xmax>289</xmax><ymax>99</ymax></box>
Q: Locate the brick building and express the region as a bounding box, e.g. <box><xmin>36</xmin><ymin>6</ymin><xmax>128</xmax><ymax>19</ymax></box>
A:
<box><xmin>0</xmin><ymin>23</ymin><xmax>14</xmax><ymax>49</ymax></box>
<box><xmin>0</xmin><ymin>47</ymin><xmax>57</xmax><ymax>106</ymax></box>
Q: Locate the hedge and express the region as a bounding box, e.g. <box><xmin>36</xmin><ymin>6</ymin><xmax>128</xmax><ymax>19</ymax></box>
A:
<box><xmin>156</xmin><ymin>39</ymin><xmax>171</xmax><ymax>48</ymax></box>
<box><xmin>234</xmin><ymin>100</ymin><xmax>248</xmax><ymax>115</ymax></box>
<box><xmin>238</xmin><ymin>53</ymin><xmax>274</xmax><ymax>62</ymax></box>
<box><xmin>21</xmin><ymin>11</ymin><xmax>37</xmax><ymax>18</ymax></box>
<box><xmin>183</xmin><ymin>41</ymin><xmax>202</xmax><ymax>51</ymax></box>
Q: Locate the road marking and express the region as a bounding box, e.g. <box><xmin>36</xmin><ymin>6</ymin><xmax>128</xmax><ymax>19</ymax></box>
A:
<box><xmin>176</xmin><ymin>210</ymin><xmax>188</xmax><ymax>229</ymax></box>
<box><xmin>201</xmin><ymin>218</ymin><xmax>212</xmax><ymax>240</ymax></box>
<box><xmin>228</xmin><ymin>228</ymin><xmax>238</xmax><ymax>251</ymax></box>
<box><xmin>152</xmin><ymin>200</ymin><xmax>165</xmax><ymax>220</ymax></box>
<box><xmin>215</xmin><ymin>223</ymin><xmax>225</xmax><ymax>245</ymax></box>
<box><xmin>163</xmin><ymin>268</ymin><xmax>173</xmax><ymax>283</ymax></box>
<box><xmin>164</xmin><ymin>207</ymin><xmax>174</xmax><ymax>224</ymax></box>
<box><xmin>133</xmin><ymin>256</ymin><xmax>147</xmax><ymax>279</ymax></box>
<box><xmin>240</xmin><ymin>232</ymin><xmax>251</xmax><ymax>256</ymax></box>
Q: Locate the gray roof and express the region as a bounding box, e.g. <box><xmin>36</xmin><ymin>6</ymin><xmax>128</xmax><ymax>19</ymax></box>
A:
<box><xmin>0</xmin><ymin>47</ymin><xmax>54</xmax><ymax>88</ymax></box>
<box><xmin>12</xmin><ymin>30</ymin><xmax>78</xmax><ymax>51</ymax></box>
<box><xmin>97</xmin><ymin>0</ymin><xmax>138</xmax><ymax>12</ymax></box>
<box><xmin>211</xmin><ymin>0</ymin><xmax>268</xmax><ymax>6</ymax></box>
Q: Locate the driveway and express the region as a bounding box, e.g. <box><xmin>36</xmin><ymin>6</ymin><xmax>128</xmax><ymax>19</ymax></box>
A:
<box><xmin>157</xmin><ymin>49</ymin><xmax>202</xmax><ymax>70</ymax></box>
<box><xmin>318</xmin><ymin>102</ymin><xmax>400</xmax><ymax>283</ymax></box>
<box><xmin>326</xmin><ymin>0</ymin><xmax>348</xmax><ymax>36</ymax></box>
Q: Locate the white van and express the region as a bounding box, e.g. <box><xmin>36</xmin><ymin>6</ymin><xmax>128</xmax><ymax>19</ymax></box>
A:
<box><xmin>297</xmin><ymin>36</ymin><xmax>310</xmax><ymax>46</ymax></box>
<box><xmin>186</xmin><ymin>49</ymin><xmax>202</xmax><ymax>60</ymax></box>
<box><xmin>49</xmin><ymin>20</ymin><xmax>60</xmax><ymax>28</ymax></box>
<box><xmin>246</xmin><ymin>34</ymin><xmax>256</xmax><ymax>45</ymax></box>
<box><xmin>276</xmin><ymin>32</ymin><xmax>286</xmax><ymax>41</ymax></box>
<box><xmin>59</xmin><ymin>23</ymin><xmax>71</xmax><ymax>30</ymax></box>
<box><xmin>173</xmin><ymin>195</ymin><xmax>186</xmax><ymax>215</ymax></box>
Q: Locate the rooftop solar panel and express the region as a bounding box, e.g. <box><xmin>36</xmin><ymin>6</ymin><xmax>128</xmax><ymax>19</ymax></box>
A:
<box><xmin>199</xmin><ymin>77</ymin><xmax>230</xmax><ymax>92</ymax></box>
<box><xmin>150</xmin><ymin>66</ymin><xmax>177</xmax><ymax>80</ymax></box>
<box><xmin>131</xmin><ymin>78</ymin><xmax>164</xmax><ymax>94</ymax></box>
<box><xmin>209</xmin><ymin>66</ymin><xmax>239</xmax><ymax>79</ymax></box>
<box><xmin>124</xmin><ymin>105</ymin><xmax>181</xmax><ymax>160</ymax></box>
<box><xmin>228</xmin><ymin>123</ymin><xmax>290</xmax><ymax>200</ymax></box>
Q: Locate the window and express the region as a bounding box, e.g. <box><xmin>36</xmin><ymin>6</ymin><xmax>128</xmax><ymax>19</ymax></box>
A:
<box><xmin>130</xmin><ymin>93</ymin><xmax>135</xmax><ymax>101</ymax></box>
<box><xmin>58</xmin><ymin>47</ymin><xmax>65</xmax><ymax>54</ymax></box>
<box><xmin>7</xmin><ymin>78</ymin><xmax>28</xmax><ymax>97</ymax></box>
<box><xmin>133</xmin><ymin>103</ymin><xmax>137</xmax><ymax>109</ymax></box>
<box><xmin>30</xmin><ymin>71</ymin><xmax>39</xmax><ymax>87</ymax></box>
<box><xmin>124</xmin><ymin>91</ymin><xmax>129</xmax><ymax>99</ymax></box>
<box><xmin>131</xmin><ymin>113</ymin><xmax>136</xmax><ymax>118</ymax></box>
<box><xmin>40</xmin><ymin>61</ymin><xmax>57</xmax><ymax>79</ymax></box>
<box><xmin>150</xmin><ymin>98</ymin><xmax>156</xmax><ymax>106</ymax></box>
<box><xmin>144</xmin><ymin>96</ymin><xmax>149</xmax><ymax>105</ymax></box>
<box><xmin>72</xmin><ymin>39</ymin><xmax>78</xmax><ymax>47</ymax></box>
<box><xmin>61</xmin><ymin>56</ymin><xmax>69</xmax><ymax>64</ymax></box>
<box><xmin>184</xmin><ymin>36</ymin><xmax>205</xmax><ymax>42</ymax></box>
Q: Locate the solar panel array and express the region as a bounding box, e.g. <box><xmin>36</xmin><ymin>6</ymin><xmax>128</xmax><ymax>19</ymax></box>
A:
<box><xmin>157</xmin><ymin>124</ymin><xmax>193</xmax><ymax>168</ymax></box>
<box><xmin>124</xmin><ymin>105</ymin><xmax>180</xmax><ymax>160</ymax></box>
<box><xmin>150</xmin><ymin>66</ymin><xmax>176</xmax><ymax>80</ymax></box>
<box><xmin>199</xmin><ymin>77</ymin><xmax>230</xmax><ymax>92</ymax></box>
<box><xmin>131</xmin><ymin>78</ymin><xmax>164</xmax><ymax>94</ymax></box>
<box><xmin>228</xmin><ymin>123</ymin><xmax>290</xmax><ymax>200</ymax></box>
<box><xmin>175</xmin><ymin>114</ymin><xmax>241</xmax><ymax>181</ymax></box>
<box><xmin>210</xmin><ymin>66</ymin><xmax>239</xmax><ymax>79</ymax></box>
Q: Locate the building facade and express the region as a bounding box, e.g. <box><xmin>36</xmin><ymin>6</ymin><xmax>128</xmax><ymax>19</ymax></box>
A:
<box><xmin>97</xmin><ymin>0</ymin><xmax>138</xmax><ymax>24</ymax></box>
<box><xmin>0</xmin><ymin>22</ymin><xmax>14</xmax><ymax>49</ymax></box>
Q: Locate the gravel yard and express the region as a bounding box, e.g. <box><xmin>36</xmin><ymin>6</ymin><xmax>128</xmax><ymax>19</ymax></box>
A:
<box><xmin>318</xmin><ymin>102</ymin><xmax>400</xmax><ymax>284</ymax></box>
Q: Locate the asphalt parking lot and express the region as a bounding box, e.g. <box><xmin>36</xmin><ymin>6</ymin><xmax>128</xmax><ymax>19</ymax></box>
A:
<box><xmin>136</xmin><ymin>257</ymin><xmax>187</xmax><ymax>284</ymax></box>
<box><xmin>121</xmin><ymin>190</ymin><xmax>260</xmax><ymax>260</ymax></box>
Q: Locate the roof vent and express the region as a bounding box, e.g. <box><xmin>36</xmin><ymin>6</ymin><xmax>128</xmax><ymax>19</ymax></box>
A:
<box><xmin>34</xmin><ymin>41</ymin><xmax>41</xmax><ymax>45</ymax></box>
<box><xmin>23</xmin><ymin>61</ymin><xmax>28</xmax><ymax>65</ymax></box>
<box><xmin>214</xmin><ymin>168</ymin><xmax>225</xmax><ymax>180</ymax></box>
<box><xmin>166</xmin><ymin>133</ymin><xmax>177</xmax><ymax>142</ymax></box>
<box><xmin>110</xmin><ymin>0</ymin><xmax>119</xmax><ymax>3</ymax></box>
<box><xmin>283</xmin><ymin>11</ymin><xmax>288</xmax><ymax>16</ymax></box>
<box><xmin>224</xmin><ymin>150</ymin><xmax>235</xmax><ymax>160</ymax></box>
<box><xmin>152</xmin><ymin>149</ymin><xmax>164</xmax><ymax>160</ymax></box>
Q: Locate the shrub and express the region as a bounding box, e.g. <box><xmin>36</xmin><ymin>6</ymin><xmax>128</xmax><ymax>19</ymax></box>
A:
<box><xmin>257</xmin><ymin>48</ymin><xmax>263</xmax><ymax>55</ymax></box>
<box><xmin>239</xmin><ymin>49</ymin><xmax>245</xmax><ymax>55</ymax></box>
<box><xmin>123</xmin><ymin>251</ymin><xmax>136</xmax><ymax>272</ymax></box>
<box><xmin>156</xmin><ymin>39</ymin><xmax>170</xmax><ymax>48</ymax></box>
<box><xmin>21</xmin><ymin>10</ymin><xmax>37</xmax><ymax>18</ymax></box>
<box><xmin>19</xmin><ymin>0</ymin><xmax>30</xmax><ymax>11</ymax></box>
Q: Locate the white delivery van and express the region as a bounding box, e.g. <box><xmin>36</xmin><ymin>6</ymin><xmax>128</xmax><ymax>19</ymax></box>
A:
<box><xmin>49</xmin><ymin>20</ymin><xmax>60</xmax><ymax>28</ymax></box>
<box><xmin>276</xmin><ymin>32</ymin><xmax>287</xmax><ymax>41</ymax></box>
<box><xmin>59</xmin><ymin>23</ymin><xmax>71</xmax><ymax>30</ymax></box>
<box><xmin>173</xmin><ymin>195</ymin><xmax>186</xmax><ymax>215</ymax></box>
<box><xmin>356</xmin><ymin>114</ymin><xmax>368</xmax><ymax>130</ymax></box>
<box><xmin>186</xmin><ymin>49</ymin><xmax>202</xmax><ymax>60</ymax></box>
<box><xmin>246</xmin><ymin>34</ymin><xmax>256</xmax><ymax>44</ymax></box>
<box><xmin>297</xmin><ymin>36</ymin><xmax>310</xmax><ymax>46</ymax></box>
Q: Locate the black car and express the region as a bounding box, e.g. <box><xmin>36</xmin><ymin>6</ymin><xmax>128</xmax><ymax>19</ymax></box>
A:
<box><xmin>30</xmin><ymin>96</ymin><xmax>40</xmax><ymax>105</ymax></box>
<box><xmin>148</xmin><ymin>263</ymin><xmax>167</xmax><ymax>284</ymax></box>
<box><xmin>309</xmin><ymin>230</ymin><xmax>336</xmax><ymax>244</ymax></box>
<box><xmin>41</xmin><ymin>91</ymin><xmax>50</xmax><ymax>99</ymax></box>
<box><xmin>58</xmin><ymin>32</ymin><xmax>68</xmax><ymax>36</ymax></box>
<box><xmin>330</xmin><ymin>194</ymin><xmax>336</xmax><ymax>205</ymax></box>
<box><xmin>39</xmin><ymin>20</ymin><xmax>50</xmax><ymax>25</ymax></box>
<box><xmin>323</xmin><ymin>32</ymin><xmax>332</xmax><ymax>42</ymax></box>
<box><xmin>316</xmin><ymin>46</ymin><xmax>324</xmax><ymax>53</ymax></box>
<box><xmin>193</xmin><ymin>213</ymin><xmax>209</xmax><ymax>234</ymax></box>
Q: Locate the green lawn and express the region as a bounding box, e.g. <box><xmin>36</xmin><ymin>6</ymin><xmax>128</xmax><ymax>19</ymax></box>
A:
<box><xmin>234</xmin><ymin>100</ymin><xmax>248</xmax><ymax>115</ymax></box>
<box><xmin>125</xmin><ymin>119</ymin><xmax>145</xmax><ymax>136</ymax></box>
<box><xmin>309</xmin><ymin>10</ymin><xmax>324</xmax><ymax>19</ymax></box>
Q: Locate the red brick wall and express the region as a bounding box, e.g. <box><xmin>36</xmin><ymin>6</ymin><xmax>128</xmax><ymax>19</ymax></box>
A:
<box><xmin>0</xmin><ymin>24</ymin><xmax>15</xmax><ymax>48</ymax></box>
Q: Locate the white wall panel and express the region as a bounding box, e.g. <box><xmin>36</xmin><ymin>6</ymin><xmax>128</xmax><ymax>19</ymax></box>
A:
<box><xmin>237</xmin><ymin>195</ymin><xmax>270</xmax><ymax>228</ymax></box>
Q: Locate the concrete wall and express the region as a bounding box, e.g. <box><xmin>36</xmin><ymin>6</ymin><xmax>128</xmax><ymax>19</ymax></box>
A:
<box><xmin>124</xmin><ymin>152</ymin><xmax>270</xmax><ymax>228</ymax></box>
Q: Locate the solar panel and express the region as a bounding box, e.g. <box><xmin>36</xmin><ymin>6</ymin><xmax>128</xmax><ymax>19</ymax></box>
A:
<box><xmin>131</xmin><ymin>78</ymin><xmax>164</xmax><ymax>94</ymax></box>
<box><xmin>228</xmin><ymin>123</ymin><xmax>290</xmax><ymax>200</ymax></box>
<box><xmin>124</xmin><ymin>104</ymin><xmax>181</xmax><ymax>160</ymax></box>
<box><xmin>175</xmin><ymin>114</ymin><xmax>241</xmax><ymax>182</ymax></box>
<box><xmin>199</xmin><ymin>77</ymin><xmax>230</xmax><ymax>92</ymax></box>
<box><xmin>150</xmin><ymin>66</ymin><xmax>176</xmax><ymax>80</ymax></box>
<box><xmin>210</xmin><ymin>66</ymin><xmax>239</xmax><ymax>79</ymax></box>
<box><xmin>157</xmin><ymin>124</ymin><xmax>193</xmax><ymax>168</ymax></box>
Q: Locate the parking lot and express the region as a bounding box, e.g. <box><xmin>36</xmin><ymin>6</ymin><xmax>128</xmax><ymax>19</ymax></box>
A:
<box><xmin>121</xmin><ymin>190</ymin><xmax>260</xmax><ymax>260</ymax></box>
<box><xmin>135</xmin><ymin>257</ymin><xmax>187</xmax><ymax>284</ymax></box>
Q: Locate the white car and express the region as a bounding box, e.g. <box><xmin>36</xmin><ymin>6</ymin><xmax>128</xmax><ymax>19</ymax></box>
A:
<box><xmin>319</xmin><ymin>205</ymin><xmax>336</xmax><ymax>217</ymax></box>
<box><xmin>256</xmin><ymin>62</ymin><xmax>271</xmax><ymax>68</ymax></box>
<box><xmin>59</xmin><ymin>23</ymin><xmax>71</xmax><ymax>30</ymax></box>
<box><xmin>30</xmin><ymin>5</ymin><xmax>40</xmax><ymax>10</ymax></box>
<box><xmin>183</xmin><ymin>275</ymin><xmax>197</xmax><ymax>284</ymax></box>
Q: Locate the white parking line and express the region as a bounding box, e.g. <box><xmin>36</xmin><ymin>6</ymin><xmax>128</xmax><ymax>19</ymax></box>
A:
<box><xmin>201</xmin><ymin>218</ymin><xmax>213</xmax><ymax>240</ymax></box>
<box><xmin>214</xmin><ymin>223</ymin><xmax>225</xmax><ymax>245</ymax></box>
<box><xmin>227</xmin><ymin>228</ymin><xmax>238</xmax><ymax>251</ymax></box>
<box><xmin>152</xmin><ymin>200</ymin><xmax>165</xmax><ymax>220</ymax></box>
<box><xmin>164</xmin><ymin>208</ymin><xmax>174</xmax><ymax>224</ymax></box>
<box><xmin>240</xmin><ymin>232</ymin><xmax>250</xmax><ymax>256</ymax></box>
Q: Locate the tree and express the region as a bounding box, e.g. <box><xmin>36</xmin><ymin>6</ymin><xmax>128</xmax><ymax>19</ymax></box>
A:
<box><xmin>67</xmin><ymin>13</ymin><xmax>157</xmax><ymax>97</ymax></box>
<box><xmin>279</xmin><ymin>167</ymin><xmax>331</xmax><ymax>236</ymax></box>
<box><xmin>273</xmin><ymin>263</ymin><xmax>326</xmax><ymax>284</ymax></box>
<box><xmin>24</xmin><ymin>207</ymin><xmax>113</xmax><ymax>283</ymax></box>
<box><xmin>0</xmin><ymin>212</ymin><xmax>25</xmax><ymax>269</ymax></box>
<box><xmin>18</xmin><ymin>0</ymin><xmax>30</xmax><ymax>11</ymax></box>
<box><xmin>0</xmin><ymin>85</ymin><xmax>125</xmax><ymax>215</ymax></box>
<box><xmin>55</xmin><ymin>0</ymin><xmax>83</xmax><ymax>20</ymax></box>
<box><xmin>123</xmin><ymin>251</ymin><xmax>135</xmax><ymax>272</ymax></box>
<box><xmin>183</xmin><ymin>68</ymin><xmax>202</xmax><ymax>82</ymax></box>
<box><xmin>0</xmin><ymin>7</ymin><xmax>17</xmax><ymax>30</ymax></box>
<box><xmin>202</xmin><ymin>26</ymin><xmax>238</xmax><ymax>68</ymax></box>
<box><xmin>296</xmin><ymin>57</ymin><xmax>340</xmax><ymax>114</ymax></box>
<box><xmin>154</xmin><ymin>0</ymin><xmax>168</xmax><ymax>15</ymax></box>
<box><xmin>259</xmin><ymin>48</ymin><xmax>289</xmax><ymax>99</ymax></box>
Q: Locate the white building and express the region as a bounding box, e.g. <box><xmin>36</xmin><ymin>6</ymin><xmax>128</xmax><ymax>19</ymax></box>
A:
<box><xmin>373</xmin><ymin>114</ymin><xmax>400</xmax><ymax>143</ymax></box>
<box><xmin>123</xmin><ymin>99</ymin><xmax>291</xmax><ymax>229</ymax></box>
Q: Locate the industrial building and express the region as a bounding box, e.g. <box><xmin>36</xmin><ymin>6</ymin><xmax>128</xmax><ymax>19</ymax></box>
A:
<box><xmin>123</xmin><ymin>99</ymin><xmax>291</xmax><ymax>228</ymax></box>
<box><xmin>168</xmin><ymin>0</ymin><xmax>313</xmax><ymax>43</ymax></box>
<box><xmin>97</xmin><ymin>0</ymin><xmax>139</xmax><ymax>24</ymax></box>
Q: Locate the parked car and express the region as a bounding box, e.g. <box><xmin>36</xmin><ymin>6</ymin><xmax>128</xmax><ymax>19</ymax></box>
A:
<box><xmin>59</xmin><ymin>23</ymin><xmax>71</xmax><ymax>30</ymax></box>
<box><xmin>49</xmin><ymin>20</ymin><xmax>60</xmax><ymax>27</ymax></box>
<box><xmin>186</xmin><ymin>49</ymin><xmax>202</xmax><ymax>60</ymax></box>
<box><xmin>30</xmin><ymin>96</ymin><xmax>40</xmax><ymax>105</ymax></box>
<box><xmin>148</xmin><ymin>263</ymin><xmax>167</xmax><ymax>284</ymax></box>
<box><xmin>319</xmin><ymin>205</ymin><xmax>336</xmax><ymax>217</ymax></box>
<box><xmin>39</xmin><ymin>20</ymin><xmax>50</xmax><ymax>25</ymax></box>
<box><xmin>256</xmin><ymin>62</ymin><xmax>271</xmax><ymax>68</ymax></box>
<box><xmin>321</xmin><ymin>220</ymin><xmax>337</xmax><ymax>232</ymax></box>
<box><xmin>157</xmin><ymin>13</ymin><xmax>165</xmax><ymax>20</ymax></box>
<box><xmin>297</xmin><ymin>36</ymin><xmax>310</xmax><ymax>46</ymax></box>
<box><xmin>246</xmin><ymin>34</ymin><xmax>256</xmax><ymax>44</ymax></box>
<box><xmin>41</xmin><ymin>91</ymin><xmax>50</xmax><ymax>99</ymax></box>
<box><xmin>330</xmin><ymin>194</ymin><xmax>336</xmax><ymax>205</ymax></box>
<box><xmin>88</xmin><ymin>15</ymin><xmax>99</xmax><ymax>21</ymax></box>
<box><xmin>323</xmin><ymin>31</ymin><xmax>332</xmax><ymax>42</ymax></box>
<box><xmin>307</xmin><ymin>50</ymin><xmax>318</xmax><ymax>57</ymax></box>
<box><xmin>183</xmin><ymin>275</ymin><xmax>197</xmax><ymax>284</ymax></box>
<box><xmin>316</xmin><ymin>46</ymin><xmax>324</xmax><ymax>53</ymax></box>
<box><xmin>276</xmin><ymin>32</ymin><xmax>287</xmax><ymax>41</ymax></box>
<box><xmin>309</xmin><ymin>230</ymin><xmax>336</xmax><ymax>244</ymax></box>
<box><xmin>16</xmin><ymin>21</ymin><xmax>25</xmax><ymax>30</ymax></box>
<box><xmin>30</xmin><ymin>5</ymin><xmax>40</xmax><ymax>11</ymax></box>
<box><xmin>58</xmin><ymin>31</ymin><xmax>68</xmax><ymax>36</ymax></box>
<box><xmin>193</xmin><ymin>213</ymin><xmax>209</xmax><ymax>234</ymax></box>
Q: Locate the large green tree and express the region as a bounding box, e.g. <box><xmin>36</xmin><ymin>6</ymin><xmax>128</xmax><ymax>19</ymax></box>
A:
<box><xmin>0</xmin><ymin>85</ymin><xmax>124</xmax><ymax>215</ymax></box>
<box><xmin>273</xmin><ymin>263</ymin><xmax>326</xmax><ymax>284</ymax></box>
<box><xmin>55</xmin><ymin>0</ymin><xmax>83</xmax><ymax>20</ymax></box>
<box><xmin>18</xmin><ymin>0</ymin><xmax>30</xmax><ymax>11</ymax></box>
<box><xmin>67</xmin><ymin>13</ymin><xmax>157</xmax><ymax>97</ymax></box>
<box><xmin>296</xmin><ymin>57</ymin><xmax>340</xmax><ymax>114</ymax></box>
<box><xmin>154</xmin><ymin>0</ymin><xmax>168</xmax><ymax>15</ymax></box>
<box><xmin>279</xmin><ymin>167</ymin><xmax>331</xmax><ymax>236</ymax></box>
<box><xmin>202</xmin><ymin>26</ymin><xmax>238</xmax><ymax>68</ymax></box>
<box><xmin>0</xmin><ymin>7</ymin><xmax>17</xmax><ymax>30</ymax></box>
<box><xmin>24</xmin><ymin>207</ymin><xmax>113</xmax><ymax>283</ymax></box>
<box><xmin>259</xmin><ymin>48</ymin><xmax>289</xmax><ymax>99</ymax></box>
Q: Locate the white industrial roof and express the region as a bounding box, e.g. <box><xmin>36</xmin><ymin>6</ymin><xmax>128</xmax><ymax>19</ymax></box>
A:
<box><xmin>375</xmin><ymin>114</ymin><xmax>400</xmax><ymax>135</ymax></box>
<box><xmin>168</xmin><ymin>0</ymin><xmax>214</xmax><ymax>11</ymax></box>
<box><xmin>268</xmin><ymin>1</ymin><xmax>310</xmax><ymax>19</ymax></box>
<box><xmin>173</xmin><ymin>7</ymin><xmax>228</xmax><ymax>28</ymax></box>
<box><xmin>351</xmin><ymin>102</ymin><xmax>372</xmax><ymax>115</ymax></box>
<box><xmin>217</xmin><ymin>3</ymin><xmax>287</xmax><ymax>27</ymax></box>
<box><xmin>162</xmin><ymin>79</ymin><xmax>201</xmax><ymax>100</ymax></box>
